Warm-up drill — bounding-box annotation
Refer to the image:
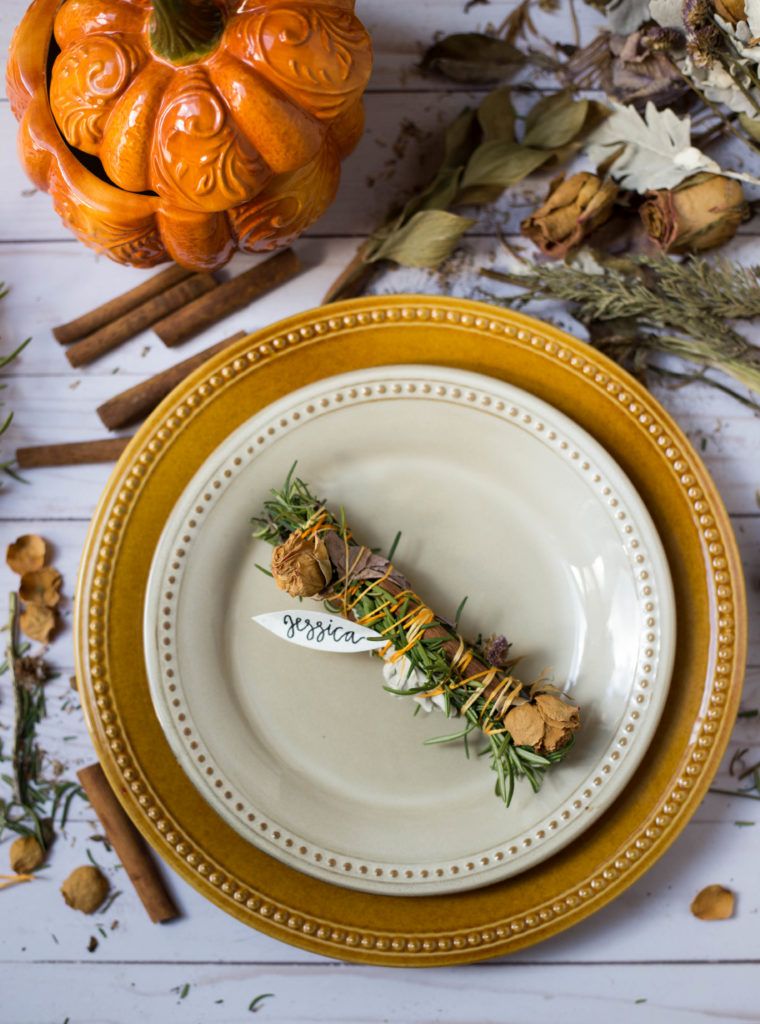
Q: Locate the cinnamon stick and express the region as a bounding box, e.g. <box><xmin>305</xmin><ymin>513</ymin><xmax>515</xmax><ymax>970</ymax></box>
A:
<box><xmin>77</xmin><ymin>763</ymin><xmax>179</xmax><ymax>924</ymax></box>
<box><xmin>66</xmin><ymin>272</ymin><xmax>217</xmax><ymax>368</ymax></box>
<box><xmin>53</xmin><ymin>264</ymin><xmax>194</xmax><ymax>344</ymax></box>
<box><xmin>154</xmin><ymin>249</ymin><xmax>301</xmax><ymax>348</ymax></box>
<box><xmin>97</xmin><ymin>330</ymin><xmax>248</xmax><ymax>430</ymax></box>
<box><xmin>17</xmin><ymin>437</ymin><xmax>132</xmax><ymax>468</ymax></box>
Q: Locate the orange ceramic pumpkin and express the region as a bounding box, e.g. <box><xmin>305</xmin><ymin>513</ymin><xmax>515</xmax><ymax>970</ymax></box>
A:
<box><xmin>7</xmin><ymin>0</ymin><xmax>372</xmax><ymax>269</ymax></box>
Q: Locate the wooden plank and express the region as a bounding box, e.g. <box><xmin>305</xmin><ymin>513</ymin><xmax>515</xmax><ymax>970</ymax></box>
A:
<box><xmin>0</xmin><ymin>515</ymin><xmax>758</xmax><ymax>970</ymax></box>
<box><xmin>2</xmin><ymin>961</ymin><xmax>760</xmax><ymax>1022</ymax></box>
<box><xmin>0</xmin><ymin>1</ymin><xmax>606</xmax><ymax>93</ymax></box>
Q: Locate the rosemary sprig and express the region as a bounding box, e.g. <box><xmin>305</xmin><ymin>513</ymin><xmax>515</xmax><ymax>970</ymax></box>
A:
<box><xmin>252</xmin><ymin>471</ymin><xmax>574</xmax><ymax>806</ymax></box>
<box><xmin>0</xmin><ymin>592</ymin><xmax>85</xmax><ymax>845</ymax></box>
<box><xmin>481</xmin><ymin>254</ymin><xmax>760</xmax><ymax>400</ymax></box>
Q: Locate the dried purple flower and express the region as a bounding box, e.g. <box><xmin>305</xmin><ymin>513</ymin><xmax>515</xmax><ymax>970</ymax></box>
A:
<box><xmin>682</xmin><ymin>0</ymin><xmax>713</xmax><ymax>29</ymax></box>
<box><xmin>687</xmin><ymin>22</ymin><xmax>723</xmax><ymax>65</ymax></box>
<box><xmin>641</xmin><ymin>26</ymin><xmax>686</xmax><ymax>51</ymax></box>
<box><xmin>485</xmin><ymin>634</ymin><xmax>512</xmax><ymax>668</ymax></box>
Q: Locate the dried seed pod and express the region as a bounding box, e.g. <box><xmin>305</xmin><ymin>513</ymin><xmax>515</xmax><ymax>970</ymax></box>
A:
<box><xmin>9</xmin><ymin>835</ymin><xmax>45</xmax><ymax>874</ymax></box>
<box><xmin>19</xmin><ymin>603</ymin><xmax>56</xmax><ymax>644</ymax></box>
<box><xmin>61</xmin><ymin>865</ymin><xmax>110</xmax><ymax>914</ymax></box>
<box><xmin>19</xmin><ymin>567</ymin><xmax>63</xmax><ymax>608</ymax></box>
<box><xmin>6</xmin><ymin>534</ymin><xmax>46</xmax><ymax>576</ymax></box>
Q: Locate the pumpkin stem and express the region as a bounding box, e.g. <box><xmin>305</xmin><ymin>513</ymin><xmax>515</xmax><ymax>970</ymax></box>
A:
<box><xmin>149</xmin><ymin>0</ymin><xmax>224</xmax><ymax>65</ymax></box>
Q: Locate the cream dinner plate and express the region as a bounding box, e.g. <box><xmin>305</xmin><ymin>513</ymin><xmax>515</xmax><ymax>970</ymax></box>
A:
<box><xmin>144</xmin><ymin>365</ymin><xmax>675</xmax><ymax>896</ymax></box>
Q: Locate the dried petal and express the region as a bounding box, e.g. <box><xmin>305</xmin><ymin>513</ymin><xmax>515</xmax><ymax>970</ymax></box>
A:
<box><xmin>641</xmin><ymin>173</ymin><xmax>747</xmax><ymax>253</ymax></box>
<box><xmin>503</xmin><ymin>702</ymin><xmax>546</xmax><ymax>747</ymax></box>
<box><xmin>19</xmin><ymin>567</ymin><xmax>62</xmax><ymax>608</ymax></box>
<box><xmin>271</xmin><ymin>531</ymin><xmax>332</xmax><ymax>598</ymax></box>
<box><xmin>61</xmin><ymin>865</ymin><xmax>110</xmax><ymax>914</ymax></box>
<box><xmin>10</xmin><ymin>835</ymin><xmax>45</xmax><ymax>874</ymax></box>
<box><xmin>713</xmin><ymin>0</ymin><xmax>746</xmax><ymax>25</ymax></box>
<box><xmin>535</xmin><ymin>692</ymin><xmax>581</xmax><ymax>727</ymax></box>
<box><xmin>541</xmin><ymin>722</ymin><xmax>575</xmax><ymax>752</ymax></box>
<box><xmin>19</xmin><ymin>603</ymin><xmax>56</xmax><ymax>644</ymax></box>
<box><xmin>6</xmin><ymin>535</ymin><xmax>46</xmax><ymax>576</ymax></box>
<box><xmin>690</xmin><ymin>884</ymin><xmax>735</xmax><ymax>920</ymax></box>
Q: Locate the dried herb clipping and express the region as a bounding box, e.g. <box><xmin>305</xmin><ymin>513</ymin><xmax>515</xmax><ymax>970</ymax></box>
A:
<box><xmin>0</xmin><ymin>591</ymin><xmax>84</xmax><ymax>849</ymax></box>
<box><xmin>482</xmin><ymin>253</ymin><xmax>760</xmax><ymax>402</ymax></box>
<box><xmin>253</xmin><ymin>469</ymin><xmax>580</xmax><ymax>806</ymax></box>
<box><xmin>640</xmin><ymin>172</ymin><xmax>747</xmax><ymax>252</ymax></box>
<box><xmin>690</xmin><ymin>884</ymin><xmax>736</xmax><ymax>920</ymax></box>
<box><xmin>521</xmin><ymin>172</ymin><xmax>619</xmax><ymax>257</ymax></box>
<box><xmin>324</xmin><ymin>87</ymin><xmax>607</xmax><ymax>301</ymax></box>
<box><xmin>61</xmin><ymin>865</ymin><xmax>110</xmax><ymax>914</ymax></box>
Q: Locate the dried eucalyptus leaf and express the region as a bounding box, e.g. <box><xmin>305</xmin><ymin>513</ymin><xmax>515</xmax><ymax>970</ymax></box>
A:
<box><xmin>443</xmin><ymin>108</ymin><xmax>480</xmax><ymax>169</ymax></box>
<box><xmin>587</xmin><ymin>101</ymin><xmax>760</xmax><ymax>189</ymax></box>
<box><xmin>367</xmin><ymin>210</ymin><xmax>475</xmax><ymax>268</ymax></box>
<box><xmin>420</xmin><ymin>33</ymin><xmax>525</xmax><ymax>83</ymax></box>
<box><xmin>585</xmin><ymin>101</ymin><xmax>720</xmax><ymax>190</ymax></box>
<box><xmin>461</xmin><ymin>141</ymin><xmax>551</xmax><ymax>190</ymax></box>
<box><xmin>477</xmin><ymin>88</ymin><xmax>516</xmax><ymax>142</ymax></box>
<box><xmin>523</xmin><ymin>94</ymin><xmax>589</xmax><ymax>149</ymax></box>
<box><xmin>455</xmin><ymin>184</ymin><xmax>508</xmax><ymax>206</ymax></box>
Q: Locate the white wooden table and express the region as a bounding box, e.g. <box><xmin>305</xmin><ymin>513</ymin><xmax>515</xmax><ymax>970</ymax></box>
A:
<box><xmin>1</xmin><ymin>3</ymin><xmax>759</xmax><ymax>1021</ymax></box>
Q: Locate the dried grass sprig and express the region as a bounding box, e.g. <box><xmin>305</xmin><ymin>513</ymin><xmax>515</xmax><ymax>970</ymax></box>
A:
<box><xmin>481</xmin><ymin>253</ymin><xmax>760</xmax><ymax>400</ymax></box>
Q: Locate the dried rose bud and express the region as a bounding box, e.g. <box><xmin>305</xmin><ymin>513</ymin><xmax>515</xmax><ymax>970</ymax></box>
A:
<box><xmin>271</xmin><ymin>531</ymin><xmax>332</xmax><ymax>598</ymax></box>
<box><xmin>521</xmin><ymin>173</ymin><xmax>619</xmax><ymax>259</ymax></box>
<box><xmin>640</xmin><ymin>173</ymin><xmax>747</xmax><ymax>253</ymax></box>
<box><xmin>504</xmin><ymin>692</ymin><xmax>580</xmax><ymax>753</ymax></box>
<box><xmin>10</xmin><ymin>835</ymin><xmax>45</xmax><ymax>874</ymax></box>
<box><xmin>61</xmin><ymin>865</ymin><xmax>110</xmax><ymax>914</ymax></box>
<box><xmin>713</xmin><ymin>0</ymin><xmax>746</xmax><ymax>26</ymax></box>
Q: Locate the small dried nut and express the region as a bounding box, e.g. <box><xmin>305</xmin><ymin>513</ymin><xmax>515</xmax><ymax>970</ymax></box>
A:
<box><xmin>19</xmin><ymin>567</ymin><xmax>62</xmax><ymax>608</ymax></box>
<box><xmin>19</xmin><ymin>603</ymin><xmax>56</xmax><ymax>644</ymax></box>
<box><xmin>9</xmin><ymin>835</ymin><xmax>45</xmax><ymax>874</ymax></box>
<box><xmin>690</xmin><ymin>884</ymin><xmax>735</xmax><ymax>920</ymax></box>
<box><xmin>6</xmin><ymin>535</ymin><xmax>46</xmax><ymax>576</ymax></box>
<box><xmin>61</xmin><ymin>865</ymin><xmax>110</xmax><ymax>914</ymax></box>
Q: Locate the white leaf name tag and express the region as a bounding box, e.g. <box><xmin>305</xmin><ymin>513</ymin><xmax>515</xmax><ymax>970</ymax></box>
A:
<box><xmin>253</xmin><ymin>610</ymin><xmax>386</xmax><ymax>653</ymax></box>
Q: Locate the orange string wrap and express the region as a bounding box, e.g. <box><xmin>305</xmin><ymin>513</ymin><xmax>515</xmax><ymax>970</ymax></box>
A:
<box><xmin>311</xmin><ymin>524</ymin><xmax>533</xmax><ymax>729</ymax></box>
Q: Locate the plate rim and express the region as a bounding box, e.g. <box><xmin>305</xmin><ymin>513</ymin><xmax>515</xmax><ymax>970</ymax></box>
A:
<box><xmin>143</xmin><ymin>363</ymin><xmax>676</xmax><ymax>895</ymax></box>
<box><xmin>74</xmin><ymin>294</ymin><xmax>746</xmax><ymax>966</ymax></box>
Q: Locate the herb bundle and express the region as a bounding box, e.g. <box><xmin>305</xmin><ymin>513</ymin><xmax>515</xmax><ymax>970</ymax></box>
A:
<box><xmin>252</xmin><ymin>469</ymin><xmax>580</xmax><ymax>807</ymax></box>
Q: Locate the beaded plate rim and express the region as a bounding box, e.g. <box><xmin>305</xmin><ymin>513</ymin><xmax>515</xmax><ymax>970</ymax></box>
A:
<box><xmin>144</xmin><ymin>365</ymin><xmax>675</xmax><ymax>895</ymax></box>
<box><xmin>74</xmin><ymin>295</ymin><xmax>746</xmax><ymax>966</ymax></box>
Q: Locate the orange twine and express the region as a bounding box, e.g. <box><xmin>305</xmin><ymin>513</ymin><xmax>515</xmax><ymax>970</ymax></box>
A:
<box><xmin>311</xmin><ymin>524</ymin><xmax>539</xmax><ymax>728</ymax></box>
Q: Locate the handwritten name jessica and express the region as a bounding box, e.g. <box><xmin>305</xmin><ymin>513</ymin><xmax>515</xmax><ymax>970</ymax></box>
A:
<box><xmin>283</xmin><ymin>613</ymin><xmax>381</xmax><ymax>648</ymax></box>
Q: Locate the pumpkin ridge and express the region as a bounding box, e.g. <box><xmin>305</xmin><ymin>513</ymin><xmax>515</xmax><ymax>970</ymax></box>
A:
<box><xmin>207</xmin><ymin>49</ymin><xmax>325</xmax><ymax>176</ymax></box>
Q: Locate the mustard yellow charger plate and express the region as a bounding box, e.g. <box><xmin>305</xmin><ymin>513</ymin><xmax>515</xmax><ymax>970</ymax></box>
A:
<box><xmin>74</xmin><ymin>295</ymin><xmax>746</xmax><ymax>966</ymax></box>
